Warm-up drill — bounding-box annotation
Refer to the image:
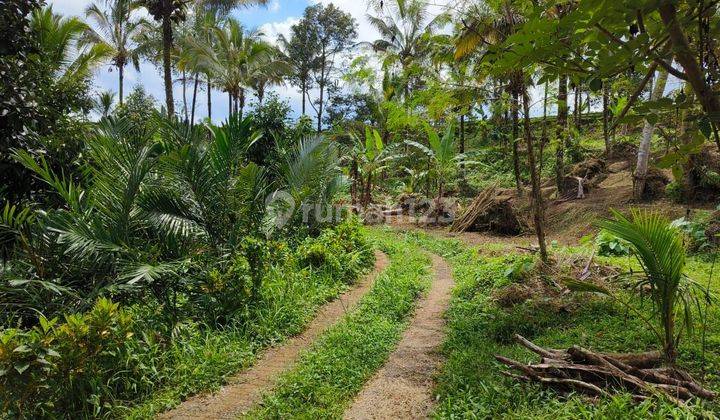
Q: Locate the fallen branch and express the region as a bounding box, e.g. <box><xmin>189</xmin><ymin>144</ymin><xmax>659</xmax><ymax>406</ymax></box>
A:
<box><xmin>494</xmin><ymin>335</ymin><xmax>714</xmax><ymax>405</ymax></box>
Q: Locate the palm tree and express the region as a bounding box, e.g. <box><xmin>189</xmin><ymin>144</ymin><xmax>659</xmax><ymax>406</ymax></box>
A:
<box><xmin>194</xmin><ymin>18</ymin><xmax>277</xmax><ymax>119</ymax></box>
<box><xmin>93</xmin><ymin>91</ymin><xmax>116</xmax><ymax>118</ymax></box>
<box><xmin>84</xmin><ymin>0</ymin><xmax>149</xmax><ymax>105</ymax></box>
<box><xmin>30</xmin><ymin>6</ymin><xmax>111</xmax><ymax>86</ymax></box>
<box><xmin>455</xmin><ymin>0</ymin><xmax>525</xmax><ymax>195</ymax></box>
<box><xmin>138</xmin><ymin>0</ymin><xmax>269</xmax><ymax>116</ymax></box>
<box><xmin>366</xmin><ymin>0</ymin><xmax>448</xmax><ymax>100</ymax></box>
<box><xmin>594</xmin><ymin>210</ymin><xmax>698</xmax><ymax>364</ymax></box>
<box><xmin>248</xmin><ymin>47</ymin><xmax>291</xmax><ymax>106</ymax></box>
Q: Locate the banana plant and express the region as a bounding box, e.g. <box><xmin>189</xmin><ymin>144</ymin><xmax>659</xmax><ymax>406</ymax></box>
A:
<box><xmin>348</xmin><ymin>127</ymin><xmax>397</xmax><ymax>207</ymax></box>
<box><xmin>406</xmin><ymin>121</ymin><xmax>460</xmax><ymax>206</ymax></box>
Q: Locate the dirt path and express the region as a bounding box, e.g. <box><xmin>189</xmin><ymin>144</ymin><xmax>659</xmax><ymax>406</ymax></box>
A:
<box><xmin>159</xmin><ymin>251</ymin><xmax>390</xmax><ymax>420</ymax></box>
<box><xmin>344</xmin><ymin>253</ymin><xmax>454</xmax><ymax>420</ymax></box>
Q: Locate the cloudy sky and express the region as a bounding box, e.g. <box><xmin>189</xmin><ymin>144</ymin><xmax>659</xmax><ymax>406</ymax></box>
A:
<box><xmin>48</xmin><ymin>0</ymin><xmax>453</xmax><ymax>122</ymax></box>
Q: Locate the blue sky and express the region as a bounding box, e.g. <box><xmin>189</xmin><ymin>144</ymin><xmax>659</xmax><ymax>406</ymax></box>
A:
<box><xmin>47</xmin><ymin>0</ymin><xmax>401</xmax><ymax>122</ymax></box>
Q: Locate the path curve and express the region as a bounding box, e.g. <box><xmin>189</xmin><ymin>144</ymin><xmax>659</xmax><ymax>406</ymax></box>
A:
<box><xmin>344</xmin><ymin>253</ymin><xmax>454</xmax><ymax>420</ymax></box>
<box><xmin>159</xmin><ymin>250</ymin><xmax>390</xmax><ymax>420</ymax></box>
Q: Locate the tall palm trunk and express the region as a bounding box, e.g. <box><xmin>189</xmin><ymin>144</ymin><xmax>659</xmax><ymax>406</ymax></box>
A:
<box><xmin>239</xmin><ymin>88</ymin><xmax>245</xmax><ymax>119</ymax></box>
<box><xmin>522</xmin><ymin>86</ymin><xmax>548</xmax><ymax>263</ymax></box>
<box><xmin>556</xmin><ymin>74</ymin><xmax>568</xmax><ymax>194</ymax></box>
<box><xmin>190</xmin><ymin>73</ymin><xmax>198</xmax><ymax>126</ymax></box>
<box><xmin>207</xmin><ymin>77</ymin><xmax>212</xmax><ymax>120</ymax></box>
<box><xmin>118</xmin><ymin>64</ymin><xmax>124</xmax><ymax>105</ymax></box>
<box><xmin>634</xmin><ymin>69</ymin><xmax>668</xmax><ymax>200</ymax></box>
<box><xmin>161</xmin><ymin>8</ymin><xmax>174</xmax><ymax>116</ymax></box>
<box><xmin>182</xmin><ymin>69</ymin><xmax>188</xmax><ymax>122</ymax></box>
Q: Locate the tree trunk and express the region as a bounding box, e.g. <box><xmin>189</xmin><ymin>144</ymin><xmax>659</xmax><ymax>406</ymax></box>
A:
<box><xmin>459</xmin><ymin>114</ymin><xmax>466</xmax><ymax>179</ymax></box>
<box><xmin>317</xmin><ymin>52</ymin><xmax>326</xmax><ymax>133</ymax></box>
<box><xmin>603</xmin><ymin>82</ymin><xmax>610</xmax><ymax>155</ymax></box>
<box><xmin>118</xmin><ymin>65</ymin><xmax>124</xmax><ymax>106</ymax></box>
<box><xmin>522</xmin><ymin>86</ymin><xmax>548</xmax><ymax>263</ymax></box>
<box><xmin>539</xmin><ymin>80</ymin><xmax>548</xmax><ymax>173</ymax></box>
<box><xmin>239</xmin><ymin>88</ymin><xmax>245</xmax><ymax>119</ymax></box>
<box><xmin>182</xmin><ymin>70</ymin><xmax>188</xmax><ymax>122</ymax></box>
<box><xmin>556</xmin><ymin>74</ymin><xmax>568</xmax><ymax>194</ymax></box>
<box><xmin>228</xmin><ymin>92</ymin><xmax>233</xmax><ymax>118</ymax></box>
<box><xmin>190</xmin><ymin>74</ymin><xmax>199</xmax><ymax>127</ymax></box>
<box><xmin>207</xmin><ymin>77</ymin><xmax>212</xmax><ymax>121</ymax></box>
<box><xmin>161</xmin><ymin>9</ymin><xmax>175</xmax><ymax>116</ymax></box>
<box><xmin>658</xmin><ymin>2</ymin><xmax>720</xmax><ymax>121</ymax></box>
<box><xmin>364</xmin><ymin>172</ymin><xmax>373</xmax><ymax>207</ymax></box>
<box><xmin>634</xmin><ymin>69</ymin><xmax>668</xmax><ymax>200</ymax></box>
<box><xmin>511</xmin><ymin>83</ymin><xmax>523</xmax><ymax>196</ymax></box>
<box><xmin>301</xmin><ymin>79</ymin><xmax>306</xmax><ymax>115</ymax></box>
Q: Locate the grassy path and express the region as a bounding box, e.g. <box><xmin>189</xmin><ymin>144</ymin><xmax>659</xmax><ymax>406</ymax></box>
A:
<box><xmin>243</xmin><ymin>230</ymin><xmax>433</xmax><ymax>419</ymax></box>
<box><xmin>158</xmin><ymin>251</ymin><xmax>389</xmax><ymax>420</ymax></box>
<box><xmin>344</xmin><ymin>253</ymin><xmax>454</xmax><ymax>419</ymax></box>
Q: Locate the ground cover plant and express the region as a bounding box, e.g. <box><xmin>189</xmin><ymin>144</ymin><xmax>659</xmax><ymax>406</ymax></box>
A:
<box><xmin>245</xmin><ymin>228</ymin><xmax>431</xmax><ymax>418</ymax></box>
<box><xmin>404</xmin><ymin>229</ymin><xmax>720</xmax><ymax>418</ymax></box>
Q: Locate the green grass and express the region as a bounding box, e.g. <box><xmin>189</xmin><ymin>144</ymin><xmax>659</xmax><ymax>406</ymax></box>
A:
<box><xmin>244</xmin><ymin>228</ymin><xmax>431</xmax><ymax>419</ymax></box>
<box><xmin>403</xmin><ymin>230</ymin><xmax>720</xmax><ymax>419</ymax></box>
<box><xmin>120</xmin><ymin>252</ymin><xmax>375</xmax><ymax>418</ymax></box>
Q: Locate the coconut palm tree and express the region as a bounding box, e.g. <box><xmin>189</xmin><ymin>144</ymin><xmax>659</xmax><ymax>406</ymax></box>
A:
<box><xmin>93</xmin><ymin>91</ymin><xmax>116</xmax><ymax>118</ymax></box>
<box><xmin>247</xmin><ymin>47</ymin><xmax>291</xmax><ymax>106</ymax></box>
<box><xmin>30</xmin><ymin>6</ymin><xmax>111</xmax><ymax>86</ymax></box>
<box><xmin>84</xmin><ymin>0</ymin><xmax>149</xmax><ymax>105</ymax></box>
<box><xmin>138</xmin><ymin>0</ymin><xmax>269</xmax><ymax>116</ymax></box>
<box><xmin>366</xmin><ymin>0</ymin><xmax>448</xmax><ymax>100</ymax></box>
<box><xmin>455</xmin><ymin>0</ymin><xmax>525</xmax><ymax>195</ymax></box>
<box><xmin>194</xmin><ymin>18</ymin><xmax>277</xmax><ymax>119</ymax></box>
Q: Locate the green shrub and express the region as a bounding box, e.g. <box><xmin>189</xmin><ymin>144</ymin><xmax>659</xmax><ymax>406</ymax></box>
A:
<box><xmin>1</xmin><ymin>298</ymin><xmax>135</xmax><ymax>417</ymax></box>
<box><xmin>671</xmin><ymin>216</ymin><xmax>712</xmax><ymax>253</ymax></box>
<box><xmin>666</xmin><ymin>181</ymin><xmax>684</xmax><ymax>203</ymax></box>
<box><xmin>595</xmin><ymin>229</ymin><xmax>631</xmax><ymax>256</ymax></box>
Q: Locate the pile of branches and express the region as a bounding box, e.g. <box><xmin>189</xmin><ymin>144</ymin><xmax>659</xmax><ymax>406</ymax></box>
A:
<box><xmin>450</xmin><ymin>185</ymin><xmax>523</xmax><ymax>234</ymax></box>
<box><xmin>497</xmin><ymin>335</ymin><xmax>716</xmax><ymax>406</ymax></box>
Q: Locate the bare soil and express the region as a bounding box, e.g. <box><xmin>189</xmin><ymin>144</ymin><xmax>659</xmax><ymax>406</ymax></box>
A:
<box><xmin>159</xmin><ymin>251</ymin><xmax>390</xmax><ymax>420</ymax></box>
<box><xmin>343</xmin><ymin>253</ymin><xmax>454</xmax><ymax>420</ymax></box>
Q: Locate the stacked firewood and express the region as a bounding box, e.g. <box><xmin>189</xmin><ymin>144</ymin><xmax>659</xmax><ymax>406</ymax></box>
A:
<box><xmin>497</xmin><ymin>335</ymin><xmax>716</xmax><ymax>406</ymax></box>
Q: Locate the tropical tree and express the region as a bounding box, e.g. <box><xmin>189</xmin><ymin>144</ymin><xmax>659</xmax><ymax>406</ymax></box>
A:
<box><xmin>296</xmin><ymin>3</ymin><xmax>357</xmax><ymax>132</ymax></box>
<box><xmin>93</xmin><ymin>90</ymin><xmax>116</xmax><ymax>118</ymax></box>
<box><xmin>347</xmin><ymin>127</ymin><xmax>396</xmax><ymax>207</ymax></box>
<box><xmin>407</xmin><ymin>122</ymin><xmax>460</xmax><ymax>214</ymax></box>
<box><xmin>366</xmin><ymin>0</ymin><xmax>448</xmax><ymax>100</ymax></box>
<box><xmin>30</xmin><ymin>6</ymin><xmax>111</xmax><ymax>87</ymax></box>
<box><xmin>196</xmin><ymin>18</ymin><xmax>275</xmax><ymax>118</ymax></box>
<box><xmin>455</xmin><ymin>0</ymin><xmax>526</xmax><ymax>195</ymax></box>
<box><xmin>138</xmin><ymin>0</ymin><xmax>269</xmax><ymax>116</ymax></box>
<box><xmin>278</xmin><ymin>23</ymin><xmax>316</xmax><ymax>115</ymax></box>
<box><xmin>84</xmin><ymin>0</ymin><xmax>149</xmax><ymax>104</ymax></box>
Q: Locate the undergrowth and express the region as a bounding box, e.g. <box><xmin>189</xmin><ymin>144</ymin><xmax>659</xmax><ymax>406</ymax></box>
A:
<box><xmin>245</xmin><ymin>228</ymin><xmax>431</xmax><ymax>419</ymax></box>
<box><xmin>404</xmin><ymin>229</ymin><xmax>720</xmax><ymax>418</ymax></box>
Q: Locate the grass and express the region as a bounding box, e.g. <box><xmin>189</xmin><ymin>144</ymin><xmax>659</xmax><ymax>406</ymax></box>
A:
<box><xmin>244</xmin><ymin>228</ymin><xmax>431</xmax><ymax>419</ymax></box>
<box><xmin>119</xmin><ymin>250</ymin><xmax>375</xmax><ymax>418</ymax></box>
<box><xmin>403</xmin><ymin>229</ymin><xmax>720</xmax><ymax>418</ymax></box>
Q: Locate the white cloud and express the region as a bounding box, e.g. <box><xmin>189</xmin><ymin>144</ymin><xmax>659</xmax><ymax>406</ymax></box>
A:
<box><xmin>259</xmin><ymin>16</ymin><xmax>300</xmax><ymax>45</ymax></box>
<box><xmin>269</xmin><ymin>0</ymin><xmax>281</xmax><ymax>13</ymax></box>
